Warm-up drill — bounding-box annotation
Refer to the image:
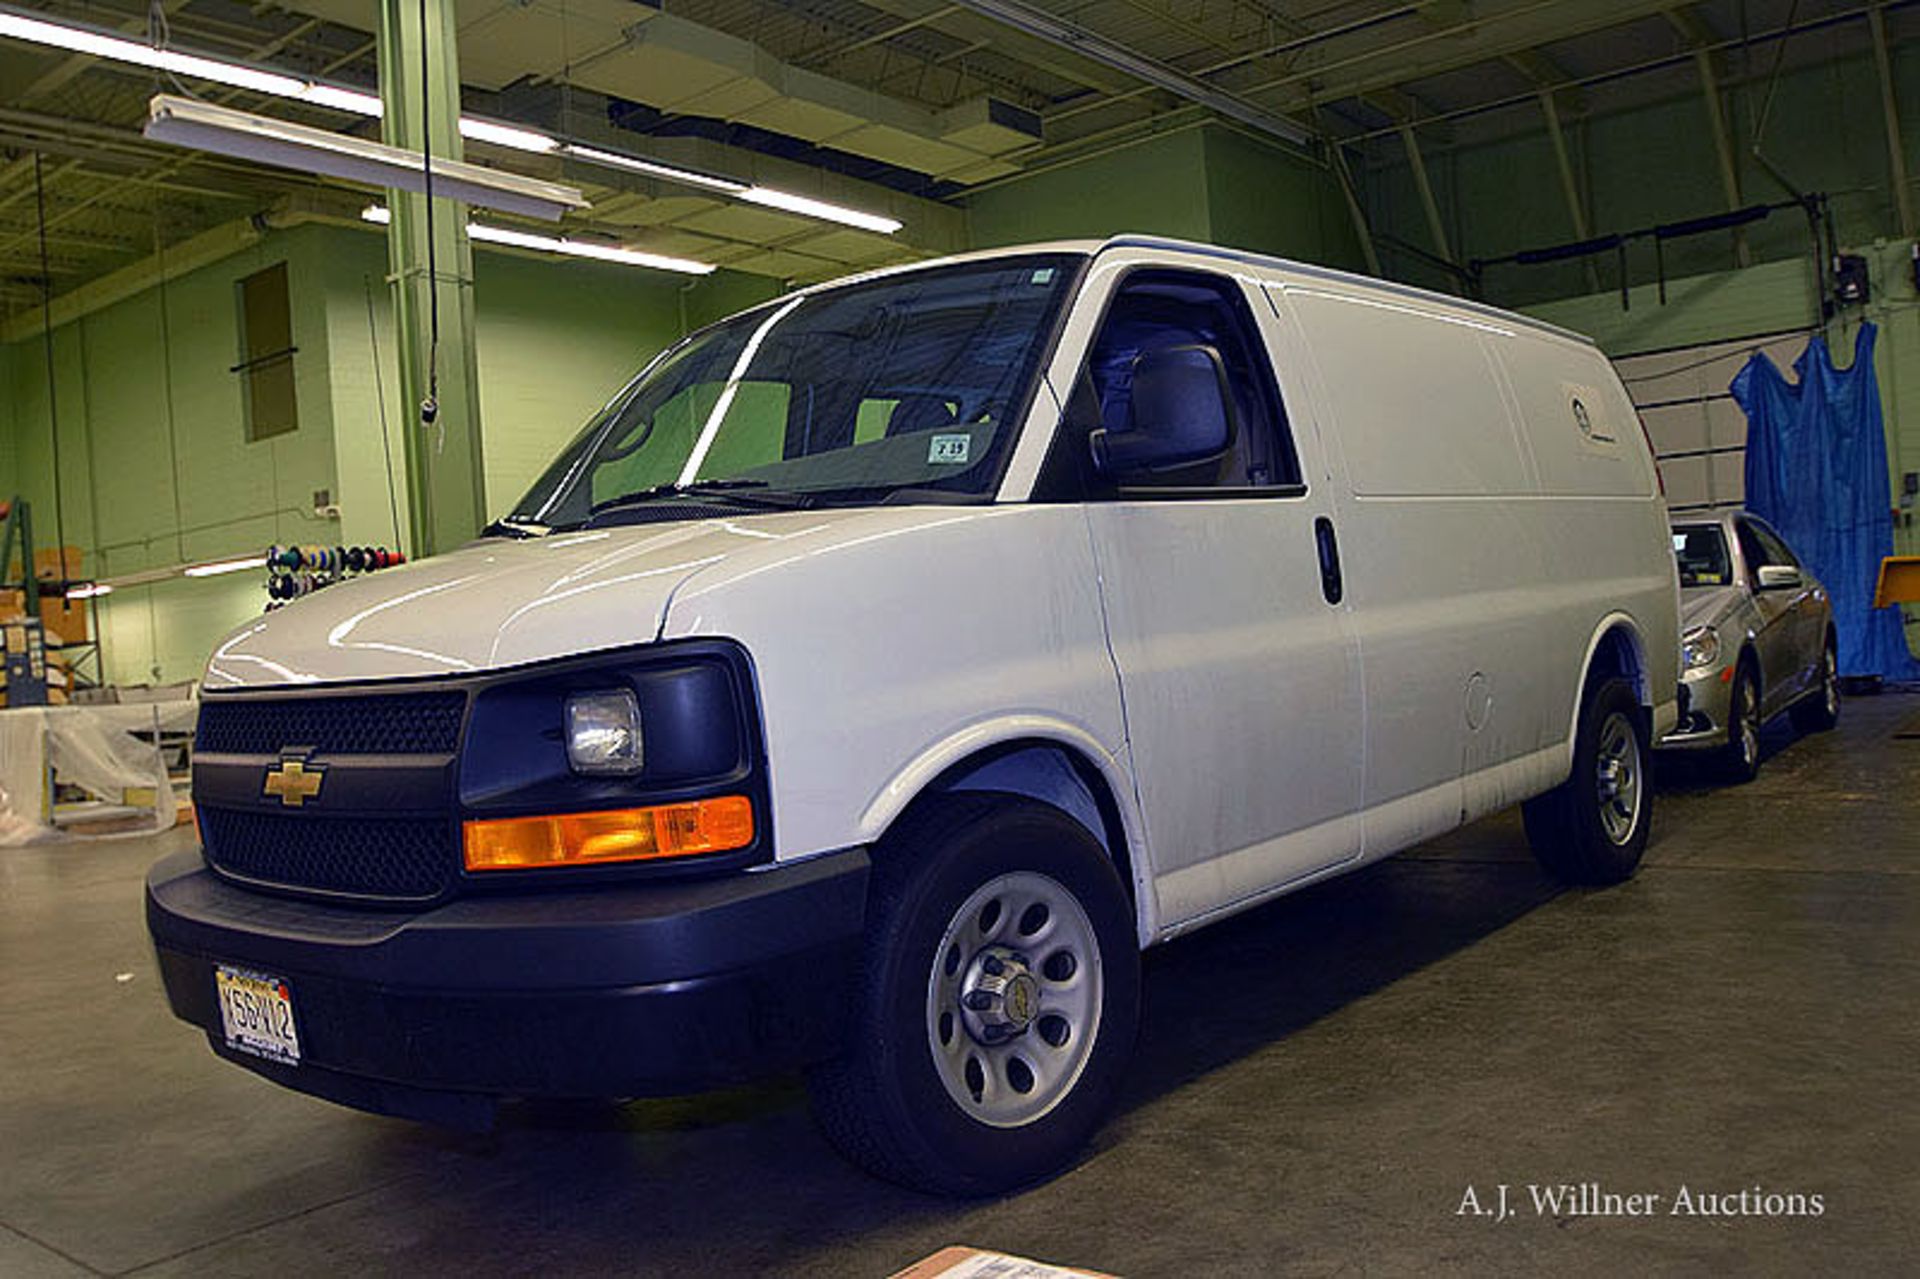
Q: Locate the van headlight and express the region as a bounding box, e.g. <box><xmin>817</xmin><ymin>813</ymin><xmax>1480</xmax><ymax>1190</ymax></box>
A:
<box><xmin>565</xmin><ymin>689</ymin><xmax>645</xmax><ymax>774</ymax></box>
<box><xmin>1681</xmin><ymin>625</ymin><xmax>1721</xmax><ymax>671</ymax></box>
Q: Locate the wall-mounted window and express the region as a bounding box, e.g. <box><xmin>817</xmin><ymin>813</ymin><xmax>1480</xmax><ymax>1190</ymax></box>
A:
<box><xmin>235</xmin><ymin>262</ymin><xmax>298</xmax><ymax>442</ymax></box>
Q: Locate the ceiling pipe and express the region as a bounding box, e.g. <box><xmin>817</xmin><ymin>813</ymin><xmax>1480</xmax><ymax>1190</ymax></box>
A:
<box><xmin>944</xmin><ymin>0</ymin><xmax>1317</xmax><ymax>149</ymax></box>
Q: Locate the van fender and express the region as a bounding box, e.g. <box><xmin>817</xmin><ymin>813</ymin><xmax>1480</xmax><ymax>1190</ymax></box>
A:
<box><xmin>1561</xmin><ymin>612</ymin><xmax>1651</xmax><ymax>773</ymax></box>
<box><xmin>856</xmin><ymin>714</ymin><xmax>1158</xmax><ymax>943</ymax></box>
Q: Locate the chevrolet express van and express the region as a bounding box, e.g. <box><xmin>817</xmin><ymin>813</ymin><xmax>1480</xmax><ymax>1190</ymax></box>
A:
<box><xmin>149</xmin><ymin>236</ymin><xmax>1679</xmax><ymax>1194</ymax></box>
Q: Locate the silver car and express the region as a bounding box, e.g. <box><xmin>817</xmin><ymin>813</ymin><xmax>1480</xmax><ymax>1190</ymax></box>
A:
<box><xmin>1660</xmin><ymin>512</ymin><xmax>1840</xmax><ymax>780</ymax></box>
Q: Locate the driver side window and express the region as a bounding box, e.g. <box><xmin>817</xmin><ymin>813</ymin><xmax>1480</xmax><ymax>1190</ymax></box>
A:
<box><xmin>1063</xmin><ymin>268</ymin><xmax>1300</xmax><ymax>496</ymax></box>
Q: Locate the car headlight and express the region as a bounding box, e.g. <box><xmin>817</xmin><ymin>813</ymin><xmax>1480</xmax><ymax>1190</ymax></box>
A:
<box><xmin>1681</xmin><ymin>625</ymin><xmax>1721</xmax><ymax>671</ymax></box>
<box><xmin>564</xmin><ymin>689</ymin><xmax>644</xmax><ymax>774</ymax></box>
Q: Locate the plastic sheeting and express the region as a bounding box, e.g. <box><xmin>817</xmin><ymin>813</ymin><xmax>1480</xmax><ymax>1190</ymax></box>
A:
<box><xmin>1732</xmin><ymin>322</ymin><xmax>1920</xmax><ymax>680</ymax></box>
<box><xmin>0</xmin><ymin>701</ymin><xmax>196</xmax><ymax>845</ymax></box>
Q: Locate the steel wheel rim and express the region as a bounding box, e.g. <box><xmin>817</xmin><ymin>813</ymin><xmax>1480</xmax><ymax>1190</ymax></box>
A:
<box><xmin>1737</xmin><ymin>677</ymin><xmax>1759</xmax><ymax>769</ymax></box>
<box><xmin>925</xmin><ymin>871</ymin><xmax>1103</xmax><ymax>1130</ymax></box>
<box><xmin>1594</xmin><ymin>710</ymin><xmax>1643</xmax><ymax>845</ymax></box>
<box><xmin>1822</xmin><ymin>648</ymin><xmax>1839</xmax><ymax>716</ymax></box>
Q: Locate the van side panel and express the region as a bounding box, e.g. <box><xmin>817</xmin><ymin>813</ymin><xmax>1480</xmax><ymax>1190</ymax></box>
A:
<box><xmin>657</xmin><ymin>504</ymin><xmax>1141</xmax><ymax>897</ymax></box>
<box><xmin>1277</xmin><ymin>283</ymin><xmax>1554</xmax><ymax>856</ymax></box>
<box><xmin>1490</xmin><ymin>337</ymin><xmax>1680</xmax><ymax>757</ymax></box>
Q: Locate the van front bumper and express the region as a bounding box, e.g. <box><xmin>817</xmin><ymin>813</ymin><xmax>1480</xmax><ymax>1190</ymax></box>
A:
<box><xmin>146</xmin><ymin>847</ymin><xmax>869</xmax><ymax>1128</ymax></box>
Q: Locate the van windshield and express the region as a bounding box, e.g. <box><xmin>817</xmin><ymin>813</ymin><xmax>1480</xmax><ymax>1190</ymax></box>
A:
<box><xmin>505</xmin><ymin>253</ymin><xmax>1083</xmax><ymax>531</ymax></box>
<box><xmin>1672</xmin><ymin>523</ymin><xmax>1732</xmax><ymax>588</ymax></box>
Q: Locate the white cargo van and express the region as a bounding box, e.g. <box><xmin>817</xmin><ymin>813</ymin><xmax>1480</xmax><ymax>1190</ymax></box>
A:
<box><xmin>149</xmin><ymin>236</ymin><xmax>1679</xmax><ymax>1194</ymax></box>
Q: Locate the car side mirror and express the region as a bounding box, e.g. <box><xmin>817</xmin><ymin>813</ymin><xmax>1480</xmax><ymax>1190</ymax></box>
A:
<box><xmin>1088</xmin><ymin>344</ymin><xmax>1238</xmax><ymax>478</ymax></box>
<box><xmin>1755</xmin><ymin>564</ymin><xmax>1803</xmax><ymax>591</ymax></box>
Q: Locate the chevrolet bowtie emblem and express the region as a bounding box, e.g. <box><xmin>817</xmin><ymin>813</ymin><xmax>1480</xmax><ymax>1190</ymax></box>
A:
<box><xmin>263</xmin><ymin>758</ymin><xmax>325</xmax><ymax>807</ymax></box>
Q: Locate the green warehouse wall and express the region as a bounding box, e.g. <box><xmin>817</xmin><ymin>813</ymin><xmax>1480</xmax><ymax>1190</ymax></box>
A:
<box><xmin>2</xmin><ymin>223</ymin><xmax>343</xmax><ymax>687</ymax></box>
<box><xmin>1201</xmin><ymin>126</ymin><xmax>1367</xmax><ymax>270</ymax></box>
<box><xmin>966</xmin><ymin>123</ymin><xmax>1365</xmax><ymax>271</ymax></box>
<box><xmin>967</xmin><ymin>128</ymin><xmax>1214</xmax><ymax>248</ymax></box>
<box><xmin>0</xmin><ymin>221</ymin><xmax>779</xmax><ymax>686</ymax></box>
<box><xmin>1366</xmin><ymin>42</ymin><xmax>1920</xmax><ymax>307</ymax></box>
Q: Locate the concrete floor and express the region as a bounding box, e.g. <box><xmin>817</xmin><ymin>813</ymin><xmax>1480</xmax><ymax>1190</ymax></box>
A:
<box><xmin>3</xmin><ymin>694</ymin><xmax>1917</xmax><ymax>1278</ymax></box>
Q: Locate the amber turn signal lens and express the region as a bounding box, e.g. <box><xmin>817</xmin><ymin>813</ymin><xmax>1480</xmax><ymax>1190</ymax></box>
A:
<box><xmin>463</xmin><ymin>796</ymin><xmax>754</xmax><ymax>872</ymax></box>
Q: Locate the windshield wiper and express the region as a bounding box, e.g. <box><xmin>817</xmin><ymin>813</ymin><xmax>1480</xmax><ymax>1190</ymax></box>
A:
<box><xmin>587</xmin><ymin>479</ymin><xmax>812</xmax><ymax>520</ymax></box>
<box><xmin>481</xmin><ymin>516</ymin><xmax>550</xmax><ymax>539</ymax></box>
<box><xmin>793</xmin><ymin>484</ymin><xmax>985</xmax><ymax>507</ymax></box>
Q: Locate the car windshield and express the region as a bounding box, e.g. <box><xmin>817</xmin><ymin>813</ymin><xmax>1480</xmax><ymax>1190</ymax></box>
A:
<box><xmin>506</xmin><ymin>253</ymin><xmax>1084</xmax><ymax>530</ymax></box>
<box><xmin>1673</xmin><ymin>523</ymin><xmax>1732</xmax><ymax>588</ymax></box>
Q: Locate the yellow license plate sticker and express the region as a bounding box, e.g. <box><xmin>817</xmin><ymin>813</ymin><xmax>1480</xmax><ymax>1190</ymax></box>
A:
<box><xmin>215</xmin><ymin>967</ymin><xmax>300</xmax><ymax>1064</ymax></box>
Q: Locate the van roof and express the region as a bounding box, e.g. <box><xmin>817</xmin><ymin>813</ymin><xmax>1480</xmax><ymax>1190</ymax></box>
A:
<box><xmin>1094</xmin><ymin>234</ymin><xmax>1597</xmax><ymax>347</ymax></box>
<box><xmin>813</xmin><ymin>235</ymin><xmax>1593</xmax><ymax>350</ymax></box>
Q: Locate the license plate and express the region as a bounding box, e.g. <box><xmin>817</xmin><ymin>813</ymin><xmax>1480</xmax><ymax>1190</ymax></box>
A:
<box><xmin>215</xmin><ymin>967</ymin><xmax>301</xmax><ymax>1065</ymax></box>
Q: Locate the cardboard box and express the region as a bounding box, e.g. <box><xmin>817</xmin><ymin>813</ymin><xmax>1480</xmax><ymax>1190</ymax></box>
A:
<box><xmin>34</xmin><ymin>545</ymin><xmax>83</xmax><ymax>582</ymax></box>
<box><xmin>0</xmin><ymin>589</ymin><xmax>25</xmax><ymax>623</ymax></box>
<box><xmin>39</xmin><ymin>597</ymin><xmax>89</xmax><ymax>646</ymax></box>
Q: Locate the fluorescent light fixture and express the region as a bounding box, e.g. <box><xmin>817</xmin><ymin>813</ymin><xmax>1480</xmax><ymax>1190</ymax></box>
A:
<box><xmin>1</xmin><ymin>6</ymin><xmax>898</xmax><ymax>233</ymax></box>
<box><xmin>0</xmin><ymin>6</ymin><xmax>540</xmax><ymax>144</ymax></box>
<box><xmin>562</xmin><ymin>143</ymin><xmax>901</xmax><ymax>234</ymax></box>
<box><xmin>459</xmin><ymin>117</ymin><xmax>559</xmax><ymax>154</ymax></box>
<box><xmin>59</xmin><ymin>552</ymin><xmax>281</xmax><ymax>595</ymax></box>
<box><xmin>739</xmin><ymin>186</ymin><xmax>902</xmax><ymax>234</ymax></box>
<box><xmin>146</xmin><ymin>96</ymin><xmax>585</xmax><ymax>221</ymax></box>
<box><xmin>361</xmin><ymin>205</ymin><xmax>713</xmax><ymax>275</ymax></box>
<box><xmin>1</xmin><ymin>6</ymin><xmax>898</xmax><ymax>234</ymax></box>
<box><xmin>297</xmin><ymin>84</ymin><xmax>383</xmax><ymax>117</ymax></box>
<box><xmin>468</xmin><ymin>224</ymin><xmax>714</xmax><ymax>274</ymax></box>
<box><xmin>183</xmin><ymin>556</ymin><xmax>268</xmax><ymax>578</ymax></box>
<box><xmin>0</xmin><ymin>9</ymin><xmax>305</xmax><ymax>98</ymax></box>
<box><xmin>562</xmin><ymin>144</ymin><xmax>746</xmax><ymax>195</ymax></box>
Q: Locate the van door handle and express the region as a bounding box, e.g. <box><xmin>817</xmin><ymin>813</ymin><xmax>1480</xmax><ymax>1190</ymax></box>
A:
<box><xmin>1314</xmin><ymin>516</ymin><xmax>1344</xmax><ymax>605</ymax></box>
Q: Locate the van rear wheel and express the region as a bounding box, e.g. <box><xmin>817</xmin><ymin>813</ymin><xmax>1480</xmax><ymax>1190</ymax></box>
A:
<box><xmin>808</xmin><ymin>795</ymin><xmax>1139</xmax><ymax>1196</ymax></box>
<box><xmin>1523</xmin><ymin>677</ymin><xmax>1651</xmax><ymax>885</ymax></box>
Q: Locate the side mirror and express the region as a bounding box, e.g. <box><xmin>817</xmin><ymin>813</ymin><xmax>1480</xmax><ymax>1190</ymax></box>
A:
<box><xmin>1089</xmin><ymin>344</ymin><xmax>1238</xmax><ymax>478</ymax></box>
<box><xmin>1755</xmin><ymin>564</ymin><xmax>1803</xmax><ymax>591</ymax></box>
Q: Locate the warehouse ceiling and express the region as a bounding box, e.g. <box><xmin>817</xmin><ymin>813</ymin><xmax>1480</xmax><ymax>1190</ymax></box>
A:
<box><xmin>1</xmin><ymin>0</ymin><xmax>1913</xmax><ymax>322</ymax></box>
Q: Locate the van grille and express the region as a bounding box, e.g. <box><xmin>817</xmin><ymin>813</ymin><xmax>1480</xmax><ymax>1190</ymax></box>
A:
<box><xmin>197</xmin><ymin>691</ymin><xmax>467</xmax><ymax>756</ymax></box>
<box><xmin>201</xmin><ymin>808</ymin><xmax>455</xmax><ymax>902</ymax></box>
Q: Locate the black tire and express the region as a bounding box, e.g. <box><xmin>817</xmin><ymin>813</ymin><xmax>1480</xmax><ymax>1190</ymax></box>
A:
<box><xmin>808</xmin><ymin>794</ymin><xmax>1139</xmax><ymax>1196</ymax></box>
<box><xmin>1523</xmin><ymin>677</ymin><xmax>1652</xmax><ymax>885</ymax></box>
<box><xmin>1716</xmin><ymin>660</ymin><xmax>1763</xmax><ymax>785</ymax></box>
<box><xmin>1790</xmin><ymin>634</ymin><xmax>1841</xmax><ymax>734</ymax></box>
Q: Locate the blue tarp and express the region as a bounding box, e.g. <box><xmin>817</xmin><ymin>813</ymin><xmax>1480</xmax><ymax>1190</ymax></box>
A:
<box><xmin>1731</xmin><ymin>322</ymin><xmax>1920</xmax><ymax>679</ymax></box>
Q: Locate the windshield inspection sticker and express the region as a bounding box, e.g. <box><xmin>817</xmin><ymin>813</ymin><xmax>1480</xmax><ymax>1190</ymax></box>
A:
<box><xmin>929</xmin><ymin>433</ymin><xmax>971</xmax><ymax>464</ymax></box>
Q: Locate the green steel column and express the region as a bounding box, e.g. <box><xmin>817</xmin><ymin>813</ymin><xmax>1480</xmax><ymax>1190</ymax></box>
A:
<box><xmin>377</xmin><ymin>0</ymin><xmax>486</xmax><ymax>557</ymax></box>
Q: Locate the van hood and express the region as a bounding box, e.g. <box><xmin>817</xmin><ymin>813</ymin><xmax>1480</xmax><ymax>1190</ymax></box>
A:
<box><xmin>204</xmin><ymin>511</ymin><xmax>893</xmax><ymax>689</ymax></box>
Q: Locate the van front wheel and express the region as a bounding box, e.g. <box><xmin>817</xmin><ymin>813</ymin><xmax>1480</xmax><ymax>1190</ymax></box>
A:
<box><xmin>808</xmin><ymin>796</ymin><xmax>1139</xmax><ymax>1195</ymax></box>
<box><xmin>1523</xmin><ymin>677</ymin><xmax>1651</xmax><ymax>885</ymax></box>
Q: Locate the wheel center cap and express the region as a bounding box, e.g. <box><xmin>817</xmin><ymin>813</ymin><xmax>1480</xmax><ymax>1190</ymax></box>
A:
<box><xmin>958</xmin><ymin>946</ymin><xmax>1040</xmax><ymax>1042</ymax></box>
